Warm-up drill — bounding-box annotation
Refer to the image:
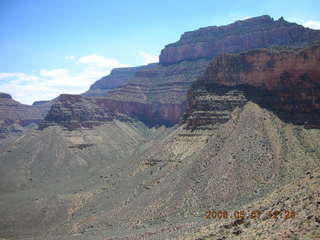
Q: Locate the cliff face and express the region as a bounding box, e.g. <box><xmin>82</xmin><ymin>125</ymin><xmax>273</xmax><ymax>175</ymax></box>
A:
<box><xmin>160</xmin><ymin>15</ymin><xmax>320</xmax><ymax>65</ymax></box>
<box><xmin>0</xmin><ymin>93</ymin><xmax>50</xmax><ymax>138</ymax></box>
<box><xmin>41</xmin><ymin>93</ymin><xmax>186</xmax><ymax>129</ymax></box>
<box><xmin>2</xmin><ymin>16</ymin><xmax>320</xmax><ymax>240</ymax></box>
<box><xmin>42</xmin><ymin>59</ymin><xmax>209</xmax><ymax>129</ymax></box>
<box><xmin>84</xmin><ymin>64</ymin><xmax>155</xmax><ymax>96</ymax></box>
<box><xmin>104</xmin><ymin>60</ymin><xmax>209</xmax><ymax>105</ymax></box>
<box><xmin>40</xmin><ymin>94</ymin><xmax>123</xmax><ymax>130</ymax></box>
<box><xmin>44</xmin><ymin>16</ymin><xmax>320</xmax><ymax>129</ymax></box>
<box><xmin>185</xmin><ymin>43</ymin><xmax>320</xmax><ymax>130</ymax></box>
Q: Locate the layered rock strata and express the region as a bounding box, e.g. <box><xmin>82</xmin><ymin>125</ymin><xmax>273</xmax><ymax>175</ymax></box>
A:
<box><xmin>84</xmin><ymin>64</ymin><xmax>156</xmax><ymax>96</ymax></box>
<box><xmin>43</xmin><ymin>59</ymin><xmax>210</xmax><ymax>128</ymax></box>
<box><xmin>160</xmin><ymin>15</ymin><xmax>320</xmax><ymax>64</ymax></box>
<box><xmin>185</xmin><ymin>43</ymin><xmax>320</xmax><ymax>130</ymax></box>
<box><xmin>41</xmin><ymin>94</ymin><xmax>186</xmax><ymax>129</ymax></box>
<box><xmin>0</xmin><ymin>93</ymin><xmax>50</xmax><ymax>138</ymax></box>
<box><xmin>45</xmin><ymin>16</ymin><xmax>320</xmax><ymax>128</ymax></box>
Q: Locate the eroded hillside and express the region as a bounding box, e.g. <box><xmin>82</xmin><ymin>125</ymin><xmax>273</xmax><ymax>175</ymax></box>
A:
<box><xmin>1</xmin><ymin>16</ymin><xmax>320</xmax><ymax>240</ymax></box>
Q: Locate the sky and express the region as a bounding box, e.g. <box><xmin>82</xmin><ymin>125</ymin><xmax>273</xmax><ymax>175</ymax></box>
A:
<box><xmin>0</xmin><ymin>0</ymin><xmax>319</xmax><ymax>104</ymax></box>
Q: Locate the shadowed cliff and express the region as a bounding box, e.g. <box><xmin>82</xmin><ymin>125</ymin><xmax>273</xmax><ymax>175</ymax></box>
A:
<box><xmin>185</xmin><ymin>43</ymin><xmax>320</xmax><ymax>130</ymax></box>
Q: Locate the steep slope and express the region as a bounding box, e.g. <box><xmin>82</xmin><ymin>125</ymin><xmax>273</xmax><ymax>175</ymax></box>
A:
<box><xmin>160</xmin><ymin>15</ymin><xmax>320</xmax><ymax>64</ymax></box>
<box><xmin>43</xmin><ymin>59</ymin><xmax>210</xmax><ymax>128</ymax></box>
<box><xmin>0</xmin><ymin>119</ymin><xmax>173</xmax><ymax>239</ymax></box>
<box><xmin>113</xmin><ymin>102</ymin><xmax>320</xmax><ymax>226</ymax></box>
<box><xmin>32</xmin><ymin>100</ymin><xmax>53</xmax><ymax>115</ymax></box>
<box><xmin>41</xmin><ymin>92</ymin><xmax>187</xmax><ymax>128</ymax></box>
<box><xmin>39</xmin><ymin>94</ymin><xmax>133</xmax><ymax>130</ymax></box>
<box><xmin>74</xmin><ymin>43</ymin><xmax>320</xmax><ymax>239</ymax></box>
<box><xmin>0</xmin><ymin>93</ymin><xmax>50</xmax><ymax>138</ymax></box>
<box><xmin>2</xmin><ymin>101</ymin><xmax>319</xmax><ymax>240</ymax></box>
<box><xmin>1</xmin><ymin>16</ymin><xmax>320</xmax><ymax>240</ymax></box>
<box><xmin>185</xmin><ymin>42</ymin><xmax>320</xmax><ymax>130</ymax></box>
<box><xmin>77</xmin><ymin>16</ymin><xmax>320</xmax><ymax>127</ymax></box>
<box><xmin>178</xmin><ymin>167</ymin><xmax>320</xmax><ymax>240</ymax></box>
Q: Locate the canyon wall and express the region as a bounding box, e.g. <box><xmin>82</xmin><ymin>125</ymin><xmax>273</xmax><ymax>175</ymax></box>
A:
<box><xmin>84</xmin><ymin>64</ymin><xmax>156</xmax><ymax>96</ymax></box>
<box><xmin>160</xmin><ymin>15</ymin><xmax>320</xmax><ymax>64</ymax></box>
<box><xmin>44</xmin><ymin>16</ymin><xmax>320</xmax><ymax>128</ymax></box>
<box><xmin>185</xmin><ymin>43</ymin><xmax>320</xmax><ymax>130</ymax></box>
<box><xmin>0</xmin><ymin>93</ymin><xmax>50</xmax><ymax>138</ymax></box>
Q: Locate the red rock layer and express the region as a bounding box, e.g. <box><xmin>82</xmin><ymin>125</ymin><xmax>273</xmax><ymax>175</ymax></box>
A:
<box><xmin>185</xmin><ymin>43</ymin><xmax>320</xmax><ymax>129</ymax></box>
<box><xmin>42</xmin><ymin>94</ymin><xmax>186</xmax><ymax>129</ymax></box>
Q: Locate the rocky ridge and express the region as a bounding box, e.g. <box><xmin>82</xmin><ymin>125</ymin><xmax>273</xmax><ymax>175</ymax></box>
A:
<box><xmin>2</xmin><ymin>100</ymin><xmax>320</xmax><ymax>240</ymax></box>
<box><xmin>1</xmin><ymin>16</ymin><xmax>320</xmax><ymax>240</ymax></box>
<box><xmin>84</xmin><ymin>64</ymin><xmax>156</xmax><ymax>97</ymax></box>
<box><xmin>0</xmin><ymin>93</ymin><xmax>50</xmax><ymax>138</ymax></box>
<box><xmin>41</xmin><ymin>93</ymin><xmax>186</xmax><ymax>129</ymax></box>
<box><xmin>43</xmin><ymin>59</ymin><xmax>210</xmax><ymax>128</ymax></box>
<box><xmin>185</xmin><ymin>43</ymin><xmax>320</xmax><ymax>130</ymax></box>
<box><xmin>43</xmin><ymin>16</ymin><xmax>320</xmax><ymax>129</ymax></box>
<box><xmin>160</xmin><ymin>15</ymin><xmax>320</xmax><ymax>64</ymax></box>
<box><xmin>40</xmin><ymin>94</ymin><xmax>132</xmax><ymax>130</ymax></box>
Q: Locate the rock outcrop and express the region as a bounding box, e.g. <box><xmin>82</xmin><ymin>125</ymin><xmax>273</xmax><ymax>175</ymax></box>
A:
<box><xmin>160</xmin><ymin>15</ymin><xmax>320</xmax><ymax>65</ymax></box>
<box><xmin>0</xmin><ymin>93</ymin><xmax>12</xmax><ymax>99</ymax></box>
<box><xmin>185</xmin><ymin>43</ymin><xmax>320</xmax><ymax>130</ymax></box>
<box><xmin>32</xmin><ymin>100</ymin><xmax>53</xmax><ymax>116</ymax></box>
<box><xmin>84</xmin><ymin>64</ymin><xmax>156</xmax><ymax>96</ymax></box>
<box><xmin>0</xmin><ymin>93</ymin><xmax>50</xmax><ymax>138</ymax></box>
<box><xmin>41</xmin><ymin>93</ymin><xmax>186</xmax><ymax>129</ymax></box>
<box><xmin>71</xmin><ymin>16</ymin><xmax>320</xmax><ymax>128</ymax></box>
<box><xmin>43</xmin><ymin>59</ymin><xmax>210</xmax><ymax>129</ymax></box>
<box><xmin>2</xmin><ymin>16</ymin><xmax>320</xmax><ymax>240</ymax></box>
<box><xmin>3</xmin><ymin>99</ymin><xmax>320</xmax><ymax>240</ymax></box>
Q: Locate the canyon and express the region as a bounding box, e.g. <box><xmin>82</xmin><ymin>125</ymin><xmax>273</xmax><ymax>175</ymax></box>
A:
<box><xmin>0</xmin><ymin>15</ymin><xmax>320</xmax><ymax>240</ymax></box>
<box><xmin>36</xmin><ymin>15</ymin><xmax>320</xmax><ymax>130</ymax></box>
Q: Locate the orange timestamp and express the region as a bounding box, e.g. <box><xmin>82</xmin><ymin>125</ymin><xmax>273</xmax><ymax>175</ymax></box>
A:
<box><xmin>205</xmin><ymin>210</ymin><xmax>296</xmax><ymax>220</ymax></box>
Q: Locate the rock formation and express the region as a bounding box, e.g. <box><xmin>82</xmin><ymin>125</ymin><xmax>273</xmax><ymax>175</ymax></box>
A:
<box><xmin>40</xmin><ymin>94</ymin><xmax>132</xmax><ymax>130</ymax></box>
<box><xmin>0</xmin><ymin>93</ymin><xmax>50</xmax><ymax>138</ymax></box>
<box><xmin>185</xmin><ymin>42</ymin><xmax>320</xmax><ymax>130</ymax></box>
<box><xmin>160</xmin><ymin>15</ymin><xmax>320</xmax><ymax>64</ymax></box>
<box><xmin>43</xmin><ymin>59</ymin><xmax>210</xmax><ymax>128</ymax></box>
<box><xmin>42</xmin><ymin>93</ymin><xmax>186</xmax><ymax>129</ymax></box>
<box><xmin>42</xmin><ymin>16</ymin><xmax>320</xmax><ymax>129</ymax></box>
<box><xmin>1</xmin><ymin>16</ymin><xmax>320</xmax><ymax>240</ymax></box>
<box><xmin>84</xmin><ymin>64</ymin><xmax>156</xmax><ymax>96</ymax></box>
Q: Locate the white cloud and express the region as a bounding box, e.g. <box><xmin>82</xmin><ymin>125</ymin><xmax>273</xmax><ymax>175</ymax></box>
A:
<box><xmin>0</xmin><ymin>54</ymin><xmax>129</xmax><ymax>105</ymax></box>
<box><xmin>303</xmin><ymin>20</ymin><xmax>320</xmax><ymax>30</ymax></box>
<box><xmin>64</xmin><ymin>55</ymin><xmax>76</xmax><ymax>61</ymax></box>
<box><xmin>40</xmin><ymin>68</ymin><xmax>69</xmax><ymax>77</ymax></box>
<box><xmin>0</xmin><ymin>81</ymin><xmax>79</xmax><ymax>105</ymax></box>
<box><xmin>0</xmin><ymin>72</ymin><xmax>39</xmax><ymax>83</ymax></box>
<box><xmin>77</xmin><ymin>54</ymin><xmax>126</xmax><ymax>68</ymax></box>
<box><xmin>139</xmin><ymin>52</ymin><xmax>159</xmax><ymax>65</ymax></box>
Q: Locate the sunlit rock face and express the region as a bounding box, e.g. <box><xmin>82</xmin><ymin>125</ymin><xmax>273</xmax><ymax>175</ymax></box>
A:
<box><xmin>73</xmin><ymin>16</ymin><xmax>320</xmax><ymax>128</ymax></box>
<box><xmin>160</xmin><ymin>15</ymin><xmax>320</xmax><ymax>65</ymax></box>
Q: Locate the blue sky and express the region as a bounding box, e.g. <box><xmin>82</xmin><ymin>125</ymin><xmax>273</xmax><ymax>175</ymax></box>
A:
<box><xmin>0</xmin><ymin>0</ymin><xmax>319</xmax><ymax>104</ymax></box>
